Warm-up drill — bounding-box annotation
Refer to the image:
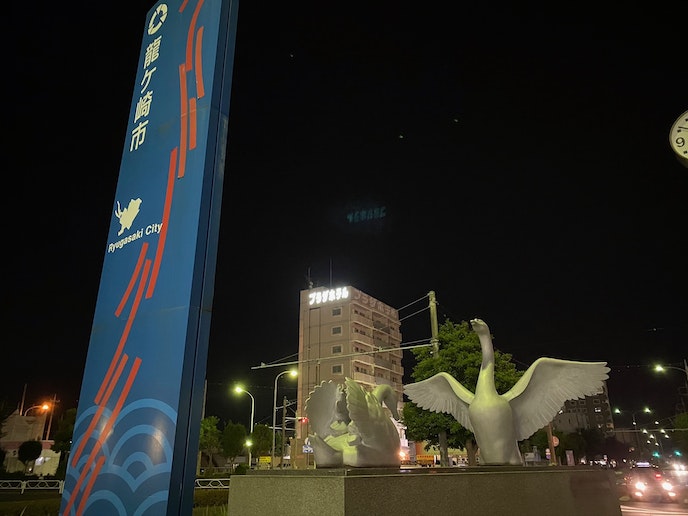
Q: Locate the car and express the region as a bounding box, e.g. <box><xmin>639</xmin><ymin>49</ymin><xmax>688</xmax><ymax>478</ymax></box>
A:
<box><xmin>624</xmin><ymin>464</ymin><xmax>678</xmax><ymax>502</ymax></box>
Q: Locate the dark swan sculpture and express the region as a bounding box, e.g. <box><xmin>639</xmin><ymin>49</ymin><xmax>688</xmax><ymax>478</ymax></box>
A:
<box><xmin>403</xmin><ymin>318</ymin><xmax>610</xmax><ymax>465</ymax></box>
<box><xmin>306</xmin><ymin>377</ymin><xmax>401</xmax><ymax>467</ymax></box>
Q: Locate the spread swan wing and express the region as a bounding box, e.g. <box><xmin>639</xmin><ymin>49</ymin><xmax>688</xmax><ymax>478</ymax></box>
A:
<box><xmin>403</xmin><ymin>372</ymin><xmax>474</xmax><ymax>432</ymax></box>
<box><xmin>504</xmin><ymin>358</ymin><xmax>610</xmax><ymax>441</ymax></box>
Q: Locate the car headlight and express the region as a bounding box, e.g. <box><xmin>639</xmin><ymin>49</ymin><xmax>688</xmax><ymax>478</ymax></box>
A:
<box><xmin>634</xmin><ymin>481</ymin><xmax>647</xmax><ymax>491</ymax></box>
<box><xmin>661</xmin><ymin>481</ymin><xmax>674</xmax><ymax>492</ymax></box>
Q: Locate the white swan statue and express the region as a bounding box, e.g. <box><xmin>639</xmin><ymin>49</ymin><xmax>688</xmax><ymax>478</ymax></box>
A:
<box><xmin>403</xmin><ymin>318</ymin><xmax>610</xmax><ymax>465</ymax></box>
<box><xmin>306</xmin><ymin>377</ymin><xmax>401</xmax><ymax>467</ymax></box>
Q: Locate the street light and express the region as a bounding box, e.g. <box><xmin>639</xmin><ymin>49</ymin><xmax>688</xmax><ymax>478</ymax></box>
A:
<box><xmin>234</xmin><ymin>386</ymin><xmax>255</xmax><ymax>469</ymax></box>
<box><xmin>655</xmin><ymin>361</ymin><xmax>688</xmax><ymax>412</ymax></box>
<box><xmin>272</xmin><ymin>369</ymin><xmax>297</xmax><ymax>469</ymax></box>
<box><xmin>631</xmin><ymin>407</ymin><xmax>652</xmax><ymax>427</ymax></box>
<box><xmin>614</xmin><ymin>407</ymin><xmax>652</xmax><ymax>455</ymax></box>
<box><xmin>22</xmin><ymin>403</ymin><xmax>49</xmax><ymax>416</ymax></box>
<box><xmin>654</xmin><ymin>361</ymin><xmax>688</xmax><ymax>380</ymax></box>
<box><xmin>613</xmin><ymin>406</ymin><xmax>651</xmax><ymax>426</ymax></box>
<box><xmin>21</xmin><ymin>403</ymin><xmax>50</xmax><ymax>442</ymax></box>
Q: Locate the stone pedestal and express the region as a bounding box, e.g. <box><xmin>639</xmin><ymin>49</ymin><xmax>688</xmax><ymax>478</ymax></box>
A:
<box><xmin>227</xmin><ymin>466</ymin><xmax>622</xmax><ymax>516</ymax></box>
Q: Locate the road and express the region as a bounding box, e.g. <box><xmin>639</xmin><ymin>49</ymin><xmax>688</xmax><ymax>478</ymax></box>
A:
<box><xmin>621</xmin><ymin>501</ymin><xmax>688</xmax><ymax>515</ymax></box>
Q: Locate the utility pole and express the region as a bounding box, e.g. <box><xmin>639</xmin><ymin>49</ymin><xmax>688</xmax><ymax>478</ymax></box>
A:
<box><xmin>19</xmin><ymin>384</ymin><xmax>27</xmax><ymax>416</ymax></box>
<box><xmin>45</xmin><ymin>394</ymin><xmax>59</xmax><ymax>440</ymax></box>
<box><xmin>429</xmin><ymin>291</ymin><xmax>449</xmax><ymax>467</ymax></box>
<box><xmin>281</xmin><ymin>396</ymin><xmax>287</xmax><ymax>469</ymax></box>
<box><xmin>682</xmin><ymin>358</ymin><xmax>688</xmax><ymax>413</ymax></box>
<box><xmin>429</xmin><ymin>290</ymin><xmax>439</xmax><ymax>354</ymax></box>
<box><xmin>545</xmin><ymin>423</ymin><xmax>558</xmax><ymax>465</ymax></box>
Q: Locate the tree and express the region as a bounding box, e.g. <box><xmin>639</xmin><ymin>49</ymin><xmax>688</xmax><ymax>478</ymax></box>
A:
<box><xmin>670</xmin><ymin>412</ymin><xmax>688</xmax><ymax>458</ymax></box>
<box><xmin>0</xmin><ymin>397</ymin><xmax>14</xmax><ymax>442</ymax></box>
<box><xmin>18</xmin><ymin>440</ymin><xmax>43</xmax><ymax>474</ymax></box>
<box><xmin>52</xmin><ymin>407</ymin><xmax>76</xmax><ymax>479</ymax></box>
<box><xmin>602</xmin><ymin>434</ymin><xmax>631</xmax><ymax>464</ymax></box>
<box><xmin>519</xmin><ymin>428</ymin><xmax>549</xmax><ymax>459</ymax></box>
<box><xmin>249</xmin><ymin>424</ymin><xmax>272</xmax><ymax>457</ymax></box>
<box><xmin>274</xmin><ymin>430</ymin><xmax>285</xmax><ymax>459</ymax></box>
<box><xmin>403</xmin><ymin>319</ymin><xmax>524</xmax><ymax>465</ymax></box>
<box><xmin>199</xmin><ymin>416</ymin><xmax>222</xmax><ymax>470</ymax></box>
<box><xmin>556</xmin><ymin>431</ymin><xmax>587</xmax><ymax>464</ymax></box>
<box><xmin>579</xmin><ymin>427</ymin><xmax>605</xmax><ymax>460</ymax></box>
<box><xmin>221</xmin><ymin>421</ymin><xmax>247</xmax><ymax>470</ymax></box>
<box><xmin>0</xmin><ymin>399</ymin><xmax>9</xmax><ymax>474</ymax></box>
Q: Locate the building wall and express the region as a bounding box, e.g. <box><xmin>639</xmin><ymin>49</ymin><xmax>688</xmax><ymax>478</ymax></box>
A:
<box><xmin>0</xmin><ymin>410</ymin><xmax>61</xmax><ymax>476</ymax></box>
<box><xmin>551</xmin><ymin>382</ymin><xmax>614</xmax><ymax>434</ymax></box>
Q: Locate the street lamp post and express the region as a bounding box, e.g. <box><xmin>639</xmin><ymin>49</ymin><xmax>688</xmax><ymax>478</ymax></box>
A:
<box><xmin>631</xmin><ymin>407</ymin><xmax>651</xmax><ymax>428</ymax></box>
<box><xmin>654</xmin><ymin>360</ymin><xmax>688</xmax><ymax>380</ymax></box>
<box><xmin>655</xmin><ymin>361</ymin><xmax>688</xmax><ymax>412</ymax></box>
<box><xmin>22</xmin><ymin>403</ymin><xmax>49</xmax><ymax>416</ymax></box>
<box><xmin>647</xmin><ymin>425</ymin><xmax>670</xmax><ymax>460</ymax></box>
<box><xmin>272</xmin><ymin>369</ymin><xmax>297</xmax><ymax>469</ymax></box>
<box><xmin>22</xmin><ymin>403</ymin><xmax>50</xmax><ymax>442</ymax></box>
<box><xmin>235</xmin><ymin>386</ymin><xmax>255</xmax><ymax>469</ymax></box>
<box><xmin>44</xmin><ymin>394</ymin><xmax>59</xmax><ymax>440</ymax></box>
<box><xmin>614</xmin><ymin>407</ymin><xmax>651</xmax><ymax>456</ymax></box>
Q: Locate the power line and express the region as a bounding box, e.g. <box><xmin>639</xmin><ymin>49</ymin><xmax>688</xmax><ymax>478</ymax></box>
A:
<box><xmin>251</xmin><ymin>339</ymin><xmax>433</xmax><ymax>370</ymax></box>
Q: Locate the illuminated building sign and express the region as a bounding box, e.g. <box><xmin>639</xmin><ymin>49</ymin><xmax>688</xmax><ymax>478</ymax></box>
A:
<box><xmin>346</xmin><ymin>205</ymin><xmax>386</xmax><ymax>224</ymax></box>
<box><xmin>309</xmin><ymin>287</ymin><xmax>350</xmax><ymax>305</ymax></box>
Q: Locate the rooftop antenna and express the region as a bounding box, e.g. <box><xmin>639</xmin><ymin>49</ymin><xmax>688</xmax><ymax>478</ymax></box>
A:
<box><xmin>306</xmin><ymin>267</ymin><xmax>313</xmax><ymax>289</ymax></box>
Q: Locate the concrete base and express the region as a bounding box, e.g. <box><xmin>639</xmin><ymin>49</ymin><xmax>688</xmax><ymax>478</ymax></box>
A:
<box><xmin>227</xmin><ymin>466</ymin><xmax>622</xmax><ymax>516</ymax></box>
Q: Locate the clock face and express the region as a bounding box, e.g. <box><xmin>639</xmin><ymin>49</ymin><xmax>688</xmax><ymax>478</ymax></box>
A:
<box><xmin>669</xmin><ymin>110</ymin><xmax>688</xmax><ymax>159</ymax></box>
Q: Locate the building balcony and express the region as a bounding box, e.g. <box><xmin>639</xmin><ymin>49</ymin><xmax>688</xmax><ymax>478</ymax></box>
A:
<box><xmin>352</xmin><ymin>333</ymin><xmax>374</xmax><ymax>346</ymax></box>
<box><xmin>352</xmin><ymin>371</ymin><xmax>377</xmax><ymax>385</ymax></box>
<box><xmin>353</xmin><ymin>354</ymin><xmax>374</xmax><ymax>366</ymax></box>
<box><xmin>351</xmin><ymin>312</ymin><xmax>373</xmax><ymax>327</ymax></box>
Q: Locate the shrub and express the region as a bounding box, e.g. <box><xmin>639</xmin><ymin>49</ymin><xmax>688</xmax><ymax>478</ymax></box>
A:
<box><xmin>194</xmin><ymin>489</ymin><xmax>230</xmax><ymax>507</ymax></box>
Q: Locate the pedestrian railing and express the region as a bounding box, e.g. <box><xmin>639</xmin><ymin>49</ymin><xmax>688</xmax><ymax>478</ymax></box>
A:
<box><xmin>0</xmin><ymin>478</ymin><xmax>229</xmax><ymax>494</ymax></box>
<box><xmin>194</xmin><ymin>478</ymin><xmax>230</xmax><ymax>489</ymax></box>
<box><xmin>0</xmin><ymin>479</ymin><xmax>64</xmax><ymax>493</ymax></box>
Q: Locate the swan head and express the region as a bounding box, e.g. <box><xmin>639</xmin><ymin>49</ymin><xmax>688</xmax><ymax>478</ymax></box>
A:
<box><xmin>470</xmin><ymin>318</ymin><xmax>489</xmax><ymax>335</ymax></box>
<box><xmin>370</xmin><ymin>384</ymin><xmax>400</xmax><ymax>420</ymax></box>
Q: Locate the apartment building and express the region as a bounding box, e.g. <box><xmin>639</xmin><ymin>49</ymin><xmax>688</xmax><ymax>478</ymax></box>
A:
<box><xmin>551</xmin><ymin>382</ymin><xmax>615</xmax><ymax>434</ymax></box>
<box><xmin>292</xmin><ymin>286</ymin><xmax>405</xmax><ymax>468</ymax></box>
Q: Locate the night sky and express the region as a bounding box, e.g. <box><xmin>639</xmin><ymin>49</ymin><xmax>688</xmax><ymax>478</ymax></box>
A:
<box><xmin>5</xmin><ymin>3</ymin><xmax>687</xmax><ymax>434</ymax></box>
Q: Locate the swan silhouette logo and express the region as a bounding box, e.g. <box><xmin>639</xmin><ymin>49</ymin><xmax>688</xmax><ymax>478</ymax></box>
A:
<box><xmin>114</xmin><ymin>198</ymin><xmax>143</xmax><ymax>236</ymax></box>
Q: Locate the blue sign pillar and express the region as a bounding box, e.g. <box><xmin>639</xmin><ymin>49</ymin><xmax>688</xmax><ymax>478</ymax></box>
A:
<box><xmin>61</xmin><ymin>1</ymin><xmax>239</xmax><ymax>514</ymax></box>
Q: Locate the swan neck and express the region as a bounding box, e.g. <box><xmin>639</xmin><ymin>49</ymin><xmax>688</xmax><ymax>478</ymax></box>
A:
<box><xmin>477</xmin><ymin>332</ymin><xmax>496</xmax><ymax>391</ymax></box>
<box><xmin>479</xmin><ymin>332</ymin><xmax>495</xmax><ymax>365</ymax></box>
